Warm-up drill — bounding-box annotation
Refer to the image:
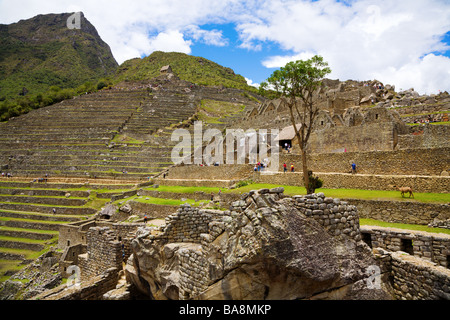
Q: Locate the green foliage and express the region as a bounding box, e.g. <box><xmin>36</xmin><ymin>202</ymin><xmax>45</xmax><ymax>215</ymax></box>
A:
<box><xmin>267</xmin><ymin>55</ymin><xmax>331</xmax><ymax>100</ymax></box>
<box><xmin>235</xmin><ymin>179</ymin><xmax>253</xmax><ymax>188</ymax></box>
<box><xmin>0</xmin><ymin>13</ymin><xmax>118</xmax><ymax>121</ymax></box>
<box><xmin>266</xmin><ymin>55</ymin><xmax>331</xmax><ymax>194</ymax></box>
<box><xmin>115</xmin><ymin>51</ymin><xmax>257</xmax><ymax>92</ymax></box>
<box><xmin>308</xmin><ymin>171</ymin><xmax>323</xmax><ymax>193</ymax></box>
<box><xmin>0</xmin><ymin>78</ymin><xmax>113</xmax><ymax>121</ymax></box>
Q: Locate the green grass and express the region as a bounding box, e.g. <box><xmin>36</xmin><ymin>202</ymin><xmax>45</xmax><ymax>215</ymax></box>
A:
<box><xmin>0</xmin><ymin>216</ymin><xmax>69</xmax><ymax>225</ymax></box>
<box><xmin>360</xmin><ymin>218</ymin><xmax>450</xmax><ymax>235</ymax></box>
<box><xmin>0</xmin><ymin>226</ymin><xmax>58</xmax><ymax>235</ymax></box>
<box><xmin>150</xmin><ymin>183</ymin><xmax>450</xmax><ymax>204</ymax></box>
<box><xmin>147</xmin><ymin>185</ymin><xmax>223</xmax><ymax>194</ymax></box>
<box><xmin>0</xmin><ymin>235</ymin><xmax>50</xmax><ymax>244</ymax></box>
<box><xmin>407</xmin><ymin>122</ymin><xmax>450</xmax><ymax>126</ymax></box>
<box><xmin>111</xmin><ymin>134</ymin><xmax>146</xmax><ymax>145</ymax></box>
<box><xmin>118</xmin><ymin>195</ymin><xmax>207</xmax><ymax>207</ymax></box>
<box><xmin>198</xmin><ymin>99</ymin><xmax>246</xmax><ymax>124</ymax></box>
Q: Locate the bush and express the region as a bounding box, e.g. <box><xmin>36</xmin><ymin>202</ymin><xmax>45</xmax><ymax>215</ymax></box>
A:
<box><xmin>308</xmin><ymin>171</ymin><xmax>323</xmax><ymax>194</ymax></box>
<box><xmin>236</xmin><ymin>179</ymin><xmax>253</xmax><ymax>188</ymax></box>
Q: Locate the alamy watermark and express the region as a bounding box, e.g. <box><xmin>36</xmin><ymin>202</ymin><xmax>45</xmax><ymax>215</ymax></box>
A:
<box><xmin>171</xmin><ymin>121</ymin><xmax>279</xmax><ymax>170</ymax></box>
<box><xmin>67</xmin><ymin>12</ymin><xmax>82</xmax><ymax>30</ymax></box>
<box><xmin>366</xmin><ymin>265</ymin><xmax>381</xmax><ymax>289</ymax></box>
<box><xmin>67</xmin><ymin>265</ymin><xmax>81</xmax><ymax>288</ymax></box>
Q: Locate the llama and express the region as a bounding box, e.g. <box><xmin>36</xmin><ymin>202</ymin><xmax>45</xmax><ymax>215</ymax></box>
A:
<box><xmin>393</xmin><ymin>185</ymin><xmax>414</xmax><ymax>198</ymax></box>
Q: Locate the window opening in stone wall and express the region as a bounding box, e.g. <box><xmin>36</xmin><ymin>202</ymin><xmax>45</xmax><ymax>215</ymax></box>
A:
<box><xmin>400</xmin><ymin>238</ymin><xmax>414</xmax><ymax>255</ymax></box>
<box><xmin>67</xmin><ymin>240</ymin><xmax>70</xmax><ymax>246</ymax></box>
<box><xmin>362</xmin><ymin>232</ymin><xmax>372</xmax><ymax>248</ymax></box>
<box><xmin>375</xmin><ymin>114</ymin><xmax>379</xmax><ymax>119</ymax></box>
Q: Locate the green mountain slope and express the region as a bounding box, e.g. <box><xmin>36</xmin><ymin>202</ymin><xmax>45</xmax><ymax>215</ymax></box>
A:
<box><xmin>115</xmin><ymin>51</ymin><xmax>255</xmax><ymax>91</ymax></box>
<box><xmin>0</xmin><ymin>12</ymin><xmax>118</xmax><ymax>100</ymax></box>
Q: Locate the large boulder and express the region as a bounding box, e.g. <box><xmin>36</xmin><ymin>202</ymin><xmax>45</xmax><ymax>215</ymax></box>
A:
<box><xmin>126</xmin><ymin>190</ymin><xmax>393</xmax><ymax>300</ymax></box>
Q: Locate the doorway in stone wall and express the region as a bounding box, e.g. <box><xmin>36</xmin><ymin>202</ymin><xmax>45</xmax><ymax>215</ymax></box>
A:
<box><xmin>400</xmin><ymin>238</ymin><xmax>414</xmax><ymax>255</ymax></box>
<box><xmin>361</xmin><ymin>232</ymin><xmax>372</xmax><ymax>248</ymax></box>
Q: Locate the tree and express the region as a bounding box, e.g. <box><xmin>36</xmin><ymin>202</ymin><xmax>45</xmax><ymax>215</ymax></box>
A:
<box><xmin>266</xmin><ymin>55</ymin><xmax>331</xmax><ymax>194</ymax></box>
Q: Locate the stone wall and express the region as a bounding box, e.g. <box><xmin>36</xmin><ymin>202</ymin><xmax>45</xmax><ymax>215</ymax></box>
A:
<box><xmin>281</xmin><ymin>147</ymin><xmax>450</xmax><ymax>176</ymax></box>
<box><xmin>164</xmin><ymin>164</ymin><xmax>253</xmax><ymax>180</ymax></box>
<box><xmin>78</xmin><ymin>227</ymin><xmax>122</xmax><ymax>281</ymax></box>
<box><xmin>351</xmin><ymin>199</ymin><xmax>450</xmax><ymax>225</ymax></box>
<box><xmin>398</xmin><ymin>124</ymin><xmax>450</xmax><ymax>150</ymax></box>
<box><xmin>385</xmin><ymin>250</ymin><xmax>450</xmax><ymax>300</ymax></box>
<box><xmin>127</xmin><ymin>200</ymin><xmax>179</xmax><ymax>219</ymax></box>
<box><xmin>160</xmin><ymin>204</ymin><xmax>215</xmax><ymax>243</ymax></box>
<box><xmin>292</xmin><ymin>192</ymin><xmax>361</xmax><ymax>241</ymax></box>
<box><xmin>390</xmin><ymin>252</ymin><xmax>450</xmax><ymax>300</ymax></box>
<box><xmin>254</xmin><ymin>171</ymin><xmax>449</xmax><ymax>193</ymax></box>
<box><xmin>58</xmin><ymin>219</ymin><xmax>96</xmax><ymax>250</ymax></box>
<box><xmin>33</xmin><ymin>267</ymin><xmax>119</xmax><ymax>300</ymax></box>
<box><xmin>309</xmin><ymin>122</ymin><xmax>397</xmax><ymax>153</ymax></box>
<box><xmin>361</xmin><ymin>226</ymin><xmax>450</xmax><ymax>267</ymax></box>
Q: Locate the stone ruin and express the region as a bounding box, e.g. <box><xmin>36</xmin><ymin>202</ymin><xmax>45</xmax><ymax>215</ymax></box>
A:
<box><xmin>125</xmin><ymin>188</ymin><xmax>393</xmax><ymax>300</ymax></box>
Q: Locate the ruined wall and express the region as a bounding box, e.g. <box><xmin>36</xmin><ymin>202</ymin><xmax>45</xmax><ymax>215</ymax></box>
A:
<box><xmin>78</xmin><ymin>227</ymin><xmax>122</xmax><ymax>281</ymax></box>
<box><xmin>398</xmin><ymin>124</ymin><xmax>450</xmax><ymax>149</ymax></box>
<box><xmin>127</xmin><ymin>201</ymin><xmax>179</xmax><ymax>219</ymax></box>
<box><xmin>292</xmin><ymin>193</ymin><xmax>361</xmax><ymax>241</ymax></box>
<box><xmin>161</xmin><ymin>205</ymin><xmax>214</xmax><ymax>243</ymax></box>
<box><xmin>33</xmin><ymin>268</ymin><xmax>119</xmax><ymax>300</ymax></box>
<box><xmin>166</xmin><ymin>164</ymin><xmax>253</xmax><ymax>180</ymax></box>
<box><xmin>290</xmin><ymin>147</ymin><xmax>450</xmax><ymax>176</ymax></box>
<box><xmin>390</xmin><ymin>252</ymin><xmax>450</xmax><ymax>300</ymax></box>
<box><xmin>254</xmin><ymin>171</ymin><xmax>449</xmax><ymax>193</ymax></box>
<box><xmin>58</xmin><ymin>219</ymin><xmax>96</xmax><ymax>250</ymax></box>
<box><xmin>361</xmin><ymin>226</ymin><xmax>450</xmax><ymax>267</ymax></box>
<box><xmin>350</xmin><ymin>199</ymin><xmax>450</xmax><ymax>226</ymax></box>
<box><xmin>309</xmin><ymin>122</ymin><xmax>397</xmax><ymax>153</ymax></box>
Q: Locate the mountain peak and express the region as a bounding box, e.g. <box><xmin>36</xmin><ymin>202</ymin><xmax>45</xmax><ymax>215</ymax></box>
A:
<box><xmin>0</xmin><ymin>12</ymin><xmax>118</xmax><ymax>100</ymax></box>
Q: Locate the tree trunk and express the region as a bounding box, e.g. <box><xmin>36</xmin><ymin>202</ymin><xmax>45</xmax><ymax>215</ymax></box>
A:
<box><xmin>301</xmin><ymin>148</ymin><xmax>311</xmax><ymax>194</ymax></box>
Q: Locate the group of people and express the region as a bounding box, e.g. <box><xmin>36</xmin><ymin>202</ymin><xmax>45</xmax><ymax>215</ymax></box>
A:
<box><xmin>1</xmin><ymin>172</ymin><xmax>12</xmax><ymax>178</ymax></box>
<box><xmin>413</xmin><ymin>115</ymin><xmax>446</xmax><ymax>124</ymax></box>
<box><xmin>283</xmin><ymin>163</ymin><xmax>295</xmax><ymax>173</ymax></box>
<box><xmin>283</xmin><ymin>143</ymin><xmax>291</xmax><ymax>153</ymax></box>
<box><xmin>254</xmin><ymin>162</ymin><xmax>267</xmax><ymax>172</ymax></box>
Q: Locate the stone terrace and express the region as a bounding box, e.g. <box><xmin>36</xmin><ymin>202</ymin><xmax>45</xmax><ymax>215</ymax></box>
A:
<box><xmin>0</xmin><ymin>178</ymin><xmax>136</xmax><ymax>278</ymax></box>
<box><xmin>0</xmin><ymin>76</ymin><xmax>260</xmax><ymax>182</ymax></box>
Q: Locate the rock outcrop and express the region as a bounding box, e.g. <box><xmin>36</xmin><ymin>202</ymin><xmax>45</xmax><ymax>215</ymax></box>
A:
<box><xmin>125</xmin><ymin>188</ymin><xmax>393</xmax><ymax>300</ymax></box>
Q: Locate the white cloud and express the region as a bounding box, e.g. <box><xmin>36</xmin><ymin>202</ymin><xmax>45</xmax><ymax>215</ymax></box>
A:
<box><xmin>373</xmin><ymin>54</ymin><xmax>450</xmax><ymax>95</ymax></box>
<box><xmin>184</xmin><ymin>25</ymin><xmax>228</xmax><ymax>47</ymax></box>
<box><xmin>262</xmin><ymin>52</ymin><xmax>316</xmax><ymax>69</ymax></box>
<box><xmin>235</xmin><ymin>0</ymin><xmax>450</xmax><ymax>94</ymax></box>
<box><xmin>245</xmin><ymin>77</ymin><xmax>259</xmax><ymax>88</ymax></box>
<box><xmin>0</xmin><ymin>0</ymin><xmax>449</xmax><ymax>94</ymax></box>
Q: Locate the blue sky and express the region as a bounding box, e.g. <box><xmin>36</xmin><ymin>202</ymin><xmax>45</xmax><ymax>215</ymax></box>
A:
<box><xmin>187</xmin><ymin>23</ymin><xmax>283</xmax><ymax>86</ymax></box>
<box><xmin>1</xmin><ymin>0</ymin><xmax>450</xmax><ymax>94</ymax></box>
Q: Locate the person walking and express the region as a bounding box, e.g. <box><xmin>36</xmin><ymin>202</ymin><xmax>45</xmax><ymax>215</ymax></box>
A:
<box><xmin>351</xmin><ymin>162</ymin><xmax>357</xmax><ymax>174</ymax></box>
